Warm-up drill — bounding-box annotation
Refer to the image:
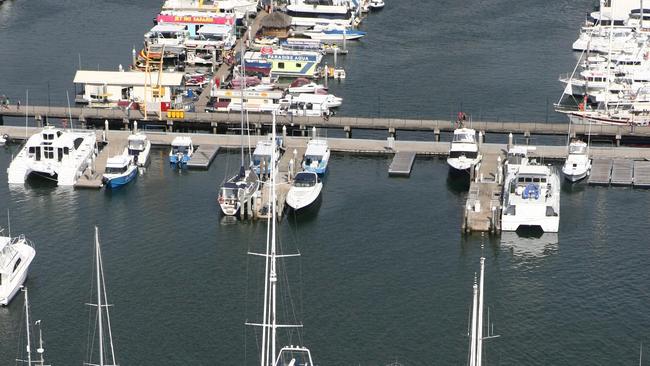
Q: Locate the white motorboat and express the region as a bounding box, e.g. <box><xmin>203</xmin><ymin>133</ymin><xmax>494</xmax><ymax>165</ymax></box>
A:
<box><xmin>169</xmin><ymin>136</ymin><xmax>194</xmax><ymax>167</ymax></box>
<box><xmin>102</xmin><ymin>151</ymin><xmax>137</xmax><ymax>189</ymax></box>
<box><xmin>286</xmin><ymin>171</ymin><xmax>323</xmax><ymax>211</ymax></box>
<box><xmin>246</xmin><ymin>111</ymin><xmax>317</xmax><ymax>366</ymax></box>
<box><xmin>127</xmin><ymin>132</ymin><xmax>151</xmax><ymax>167</ymax></box>
<box><xmin>447</xmin><ymin>128</ymin><xmax>481</xmax><ymax>172</ymax></box>
<box><xmin>286</xmin><ymin>3</ymin><xmax>356</xmax><ymax>27</ymax></box>
<box><xmin>279</xmin><ymin>95</ymin><xmax>332</xmax><ymax>117</ymax></box>
<box><xmin>562</xmin><ymin>139</ymin><xmax>591</xmax><ymax>182</ymax></box>
<box><xmin>303</xmin><ymin>139</ymin><xmax>330</xmax><ymax>174</ymax></box>
<box><xmin>501</xmin><ymin>163</ymin><xmax>561</xmax><ymax>233</ymax></box>
<box><xmin>144</xmin><ymin>24</ymin><xmax>189</xmax><ymax>53</ymax></box>
<box><xmin>0</xmin><ymin>231</ymin><xmax>35</xmax><ymax>306</ymax></box>
<box><xmin>0</xmin><ymin>134</ymin><xmax>6</xmax><ymax>146</ymax></box>
<box><xmin>7</xmin><ymin>126</ymin><xmax>97</xmax><ymax>186</ymax></box>
<box><xmin>85</xmin><ymin>227</ymin><xmax>119</xmax><ymax>366</ymax></box>
<box><xmin>252</xmin><ymin>138</ymin><xmax>282</xmax><ymax>176</ymax></box>
<box><xmin>288</xmin><ymin>92</ymin><xmax>342</xmax><ymax>108</ymax></box>
<box><xmin>504</xmin><ymin>145</ymin><xmax>535</xmax><ymax>176</ymax></box>
<box><xmin>369</xmin><ymin>0</ymin><xmax>385</xmax><ymax>10</ymax></box>
<box><xmin>303</xmin><ymin>25</ymin><xmax>366</xmax><ymax>41</ymax></box>
<box><xmin>288</xmin><ymin>78</ymin><xmax>327</xmax><ymax>94</ymax></box>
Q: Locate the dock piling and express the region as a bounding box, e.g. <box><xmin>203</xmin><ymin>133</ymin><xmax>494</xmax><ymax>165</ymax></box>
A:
<box><xmin>344</xmin><ymin>126</ymin><xmax>352</xmax><ymax>138</ymax></box>
<box><xmin>507</xmin><ymin>132</ymin><xmax>513</xmax><ymax>149</ymax></box>
<box><xmin>434</xmin><ymin>128</ymin><xmax>440</xmax><ymax>141</ymax></box>
<box><xmin>524</xmin><ymin>131</ymin><xmax>531</xmax><ymax>145</ymax></box>
<box><xmin>104</xmin><ymin>120</ymin><xmax>109</xmax><ymax>142</ymax></box>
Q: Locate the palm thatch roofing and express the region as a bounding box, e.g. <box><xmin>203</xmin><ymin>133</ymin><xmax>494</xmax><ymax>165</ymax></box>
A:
<box><xmin>261</xmin><ymin>11</ymin><xmax>292</xmax><ymax>29</ymax></box>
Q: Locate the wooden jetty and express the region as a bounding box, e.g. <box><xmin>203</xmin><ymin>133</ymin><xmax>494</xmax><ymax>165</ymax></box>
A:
<box><xmin>588</xmin><ymin>159</ymin><xmax>613</xmax><ymax>185</ymax></box>
<box><xmin>463</xmin><ymin>151</ymin><xmax>504</xmax><ymax>234</ymax></box>
<box><xmin>187</xmin><ymin>144</ymin><xmax>220</xmax><ymax>169</ymax></box>
<box><xmin>610</xmin><ymin>159</ymin><xmax>634</xmax><ymax>186</ymax></box>
<box><xmin>633</xmin><ymin>161</ymin><xmax>650</xmax><ymax>187</ymax></box>
<box><xmin>388</xmin><ymin>151</ymin><xmax>416</xmax><ymax>177</ymax></box>
<box><xmin>6</xmin><ymin>104</ymin><xmax>650</xmax><ymax>142</ymax></box>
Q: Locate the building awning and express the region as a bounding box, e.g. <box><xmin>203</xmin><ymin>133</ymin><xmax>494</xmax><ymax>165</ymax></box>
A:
<box><xmin>73</xmin><ymin>70</ymin><xmax>184</xmax><ymax>86</ymax></box>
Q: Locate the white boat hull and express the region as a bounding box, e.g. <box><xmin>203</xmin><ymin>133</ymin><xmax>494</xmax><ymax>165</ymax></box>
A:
<box><xmin>501</xmin><ymin>215</ymin><xmax>560</xmax><ymax>233</ymax></box>
<box><xmin>286</xmin><ymin>183</ymin><xmax>322</xmax><ymax>211</ymax></box>
<box><xmin>0</xmin><ymin>238</ymin><xmax>35</xmax><ymax>306</ymax></box>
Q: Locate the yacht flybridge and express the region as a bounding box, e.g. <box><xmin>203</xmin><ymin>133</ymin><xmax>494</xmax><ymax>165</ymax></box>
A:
<box><xmin>7</xmin><ymin>126</ymin><xmax>97</xmax><ymax>186</ymax></box>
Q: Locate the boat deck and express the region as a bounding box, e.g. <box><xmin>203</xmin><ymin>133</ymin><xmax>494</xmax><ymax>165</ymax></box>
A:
<box><xmin>388</xmin><ymin>151</ymin><xmax>416</xmax><ymax>177</ymax></box>
<box><xmin>187</xmin><ymin>144</ymin><xmax>220</xmax><ymax>169</ymax></box>
<box><xmin>588</xmin><ymin>159</ymin><xmax>613</xmax><ymax>185</ymax></box>
<box><xmin>633</xmin><ymin>160</ymin><xmax>650</xmax><ymax>187</ymax></box>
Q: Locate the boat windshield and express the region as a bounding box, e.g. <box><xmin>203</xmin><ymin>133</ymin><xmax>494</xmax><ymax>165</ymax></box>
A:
<box><xmin>516</xmin><ymin>175</ymin><xmax>547</xmax><ymax>185</ymax></box>
<box><xmin>220</xmin><ymin>187</ymin><xmax>238</xmax><ymax>199</ymax></box>
<box><xmin>453</xmin><ymin>133</ymin><xmax>475</xmax><ymax>143</ymax></box>
<box><xmin>253</xmin><ymin>154</ymin><xmax>270</xmax><ymax>165</ymax></box>
<box><xmin>304</xmin><ymin>154</ymin><xmax>323</xmax><ymax>164</ymax></box>
<box><xmin>105</xmin><ymin>166</ymin><xmax>127</xmax><ymax>174</ymax></box>
<box><xmin>172</xmin><ymin>146</ymin><xmax>189</xmax><ymax>155</ymax></box>
<box><xmin>449</xmin><ymin>151</ymin><xmax>478</xmax><ymax>159</ymax></box>
<box><xmin>569</xmin><ymin>145</ymin><xmax>587</xmax><ymax>154</ymax></box>
<box><xmin>129</xmin><ymin>140</ymin><xmax>145</xmax><ymax>151</ymax></box>
<box><xmin>294</xmin><ymin>173</ymin><xmax>317</xmax><ymax>187</ymax></box>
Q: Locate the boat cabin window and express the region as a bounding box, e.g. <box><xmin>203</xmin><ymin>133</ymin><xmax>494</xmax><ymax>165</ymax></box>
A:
<box><xmin>304</xmin><ymin>154</ymin><xmax>323</xmax><ymax>163</ymax></box>
<box><xmin>569</xmin><ymin>145</ymin><xmax>587</xmax><ymax>154</ymax></box>
<box><xmin>517</xmin><ymin>176</ymin><xmax>546</xmax><ymax>184</ymax></box>
<box><xmin>278</xmin><ymin>62</ymin><xmax>285</xmax><ymax>69</ymax></box>
<box><xmin>44</xmin><ymin>146</ymin><xmax>54</xmax><ymax>159</ymax></box>
<box><xmin>172</xmin><ymin>145</ymin><xmax>189</xmax><ymax>155</ymax></box>
<box><xmin>452</xmin><ymin>133</ymin><xmax>475</xmax><ymax>143</ymax></box>
<box><xmin>296</xmin><ymin>63</ymin><xmax>302</xmax><ymax>68</ymax></box>
<box><xmin>253</xmin><ymin>154</ymin><xmax>270</xmax><ymax>165</ymax></box>
<box><xmin>129</xmin><ymin>140</ymin><xmax>145</xmax><ymax>151</ymax></box>
<box><xmin>221</xmin><ymin>187</ymin><xmax>238</xmax><ymax>199</ymax></box>
<box><xmin>13</xmin><ymin>258</ymin><xmax>21</xmax><ymax>273</ymax></box>
<box><xmin>449</xmin><ymin>151</ymin><xmax>478</xmax><ymax>159</ymax></box>
<box><xmin>64</xmin><ymin>147</ymin><xmax>70</xmax><ymax>154</ymax></box>
<box><xmin>105</xmin><ymin>165</ymin><xmax>128</xmax><ymax>174</ymax></box>
<box><xmin>294</xmin><ymin>173</ymin><xmax>317</xmax><ymax>187</ymax></box>
<box><xmin>57</xmin><ymin>148</ymin><xmax>63</xmax><ymax>162</ymax></box>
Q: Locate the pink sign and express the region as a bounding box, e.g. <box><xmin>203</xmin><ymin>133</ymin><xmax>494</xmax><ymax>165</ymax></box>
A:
<box><xmin>156</xmin><ymin>14</ymin><xmax>235</xmax><ymax>25</ymax></box>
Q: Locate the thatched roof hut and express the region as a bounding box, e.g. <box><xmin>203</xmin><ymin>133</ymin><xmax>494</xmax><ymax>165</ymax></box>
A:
<box><xmin>260</xmin><ymin>11</ymin><xmax>292</xmax><ymax>38</ymax></box>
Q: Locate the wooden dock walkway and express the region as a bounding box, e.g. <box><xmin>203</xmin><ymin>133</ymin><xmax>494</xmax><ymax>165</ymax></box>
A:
<box><xmin>633</xmin><ymin>161</ymin><xmax>650</xmax><ymax>187</ymax></box>
<box><xmin>75</xmin><ymin>134</ymin><xmax>128</xmax><ymax>189</ymax></box>
<box><xmin>463</xmin><ymin>151</ymin><xmax>504</xmax><ymax>234</ymax></box>
<box><xmin>6</xmin><ymin>104</ymin><xmax>650</xmax><ymax>140</ymax></box>
<box><xmin>610</xmin><ymin>159</ymin><xmax>634</xmax><ymax>186</ymax></box>
<box><xmin>588</xmin><ymin>159</ymin><xmax>613</xmax><ymax>185</ymax></box>
<box><xmin>187</xmin><ymin>144</ymin><xmax>220</xmax><ymax>169</ymax></box>
<box><xmin>388</xmin><ymin>151</ymin><xmax>416</xmax><ymax>177</ymax></box>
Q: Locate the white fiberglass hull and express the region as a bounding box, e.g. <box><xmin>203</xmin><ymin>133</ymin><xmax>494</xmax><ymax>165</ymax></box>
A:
<box><xmin>501</xmin><ymin>215</ymin><xmax>560</xmax><ymax>233</ymax></box>
<box><xmin>447</xmin><ymin>157</ymin><xmax>480</xmax><ymax>171</ymax></box>
<box><xmin>286</xmin><ymin>183</ymin><xmax>322</xmax><ymax>211</ymax></box>
<box><xmin>0</xmin><ymin>239</ymin><xmax>35</xmax><ymax>306</ymax></box>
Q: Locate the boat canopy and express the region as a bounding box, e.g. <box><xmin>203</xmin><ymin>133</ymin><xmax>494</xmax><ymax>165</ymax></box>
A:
<box><xmin>294</xmin><ymin>172</ymin><xmax>318</xmax><ymax>187</ymax></box>
<box><xmin>197</xmin><ymin>24</ymin><xmax>233</xmax><ymax>35</ymax></box>
<box><xmin>452</xmin><ymin>129</ymin><xmax>476</xmax><ymax>143</ymax></box>
<box><xmin>106</xmin><ymin>154</ymin><xmax>131</xmax><ymax>168</ymax></box>
<box><xmin>171</xmin><ymin>136</ymin><xmax>193</xmax><ymax>147</ymax></box>
<box><xmin>253</xmin><ymin>140</ymin><xmax>275</xmax><ymax>157</ymax></box>
<box><xmin>305</xmin><ymin>139</ymin><xmax>328</xmax><ymax>157</ymax></box>
<box><xmin>151</xmin><ymin>24</ymin><xmax>187</xmax><ymax>33</ymax></box>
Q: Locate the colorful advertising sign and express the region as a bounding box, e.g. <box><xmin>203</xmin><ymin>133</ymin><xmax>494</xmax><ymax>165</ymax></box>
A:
<box><xmin>156</xmin><ymin>14</ymin><xmax>235</xmax><ymax>25</ymax></box>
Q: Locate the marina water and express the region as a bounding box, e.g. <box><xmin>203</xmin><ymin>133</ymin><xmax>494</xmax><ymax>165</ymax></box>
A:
<box><xmin>0</xmin><ymin>0</ymin><xmax>649</xmax><ymax>365</ymax></box>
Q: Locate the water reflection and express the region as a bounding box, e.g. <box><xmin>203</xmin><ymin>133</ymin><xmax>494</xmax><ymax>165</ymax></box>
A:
<box><xmin>500</xmin><ymin>231</ymin><xmax>559</xmax><ymax>258</ymax></box>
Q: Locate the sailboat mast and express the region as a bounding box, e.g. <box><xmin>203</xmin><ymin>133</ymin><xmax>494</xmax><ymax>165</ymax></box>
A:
<box><xmin>468</xmin><ymin>279</ymin><xmax>478</xmax><ymax>366</ymax></box>
<box><xmin>95</xmin><ymin>226</ymin><xmax>104</xmax><ymax>366</ymax></box>
<box><xmin>24</xmin><ymin>288</ymin><xmax>32</xmax><ymax>366</ymax></box>
<box><xmin>476</xmin><ymin>257</ymin><xmax>485</xmax><ymax>366</ymax></box>
<box><xmin>270</xmin><ymin>111</ymin><xmax>279</xmax><ymax>366</ymax></box>
<box><xmin>605</xmin><ymin>1</ymin><xmax>615</xmax><ymax>112</ymax></box>
<box><xmin>240</xmin><ymin>40</ymin><xmax>246</xmax><ymax>168</ymax></box>
<box><xmin>38</xmin><ymin>323</ymin><xmax>44</xmax><ymax>366</ymax></box>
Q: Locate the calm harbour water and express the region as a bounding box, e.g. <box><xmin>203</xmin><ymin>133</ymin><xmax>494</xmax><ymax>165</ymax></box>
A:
<box><xmin>0</xmin><ymin>0</ymin><xmax>649</xmax><ymax>365</ymax></box>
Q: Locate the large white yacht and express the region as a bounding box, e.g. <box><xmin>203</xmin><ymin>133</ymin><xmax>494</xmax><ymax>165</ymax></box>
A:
<box><xmin>501</xmin><ymin>163</ymin><xmax>561</xmax><ymax>233</ymax></box>
<box><xmin>447</xmin><ymin>128</ymin><xmax>481</xmax><ymax>172</ymax></box>
<box><xmin>286</xmin><ymin>1</ymin><xmax>356</xmax><ymax>27</ymax></box>
<box><xmin>7</xmin><ymin>126</ymin><xmax>97</xmax><ymax>186</ymax></box>
<box><xmin>562</xmin><ymin>139</ymin><xmax>591</xmax><ymax>182</ymax></box>
<box><xmin>0</xmin><ymin>232</ymin><xmax>36</xmax><ymax>306</ymax></box>
<box><xmin>127</xmin><ymin>132</ymin><xmax>151</xmax><ymax>167</ymax></box>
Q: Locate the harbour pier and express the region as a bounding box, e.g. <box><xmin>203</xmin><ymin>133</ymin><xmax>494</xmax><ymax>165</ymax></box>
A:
<box><xmin>4</xmin><ymin>105</ymin><xmax>650</xmax><ymax>143</ymax></box>
<box><xmin>462</xmin><ymin>151</ymin><xmax>505</xmax><ymax>234</ymax></box>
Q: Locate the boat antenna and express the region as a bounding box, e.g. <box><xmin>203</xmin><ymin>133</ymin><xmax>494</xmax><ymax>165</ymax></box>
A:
<box><xmin>7</xmin><ymin>209</ymin><xmax>11</xmax><ymax>238</ymax></box>
<box><xmin>66</xmin><ymin>90</ymin><xmax>74</xmax><ymax>130</ymax></box>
